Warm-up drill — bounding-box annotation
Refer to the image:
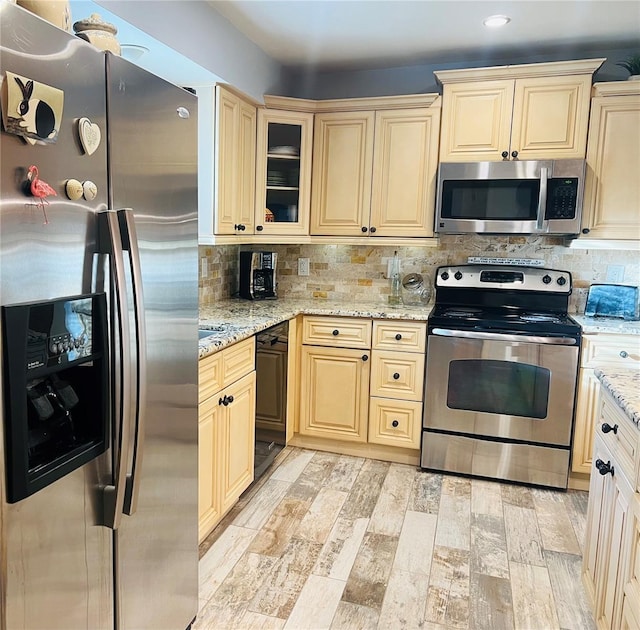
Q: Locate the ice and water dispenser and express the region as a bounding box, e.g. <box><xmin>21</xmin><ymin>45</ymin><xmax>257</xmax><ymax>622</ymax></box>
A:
<box><xmin>2</xmin><ymin>293</ymin><xmax>109</xmax><ymax>502</ymax></box>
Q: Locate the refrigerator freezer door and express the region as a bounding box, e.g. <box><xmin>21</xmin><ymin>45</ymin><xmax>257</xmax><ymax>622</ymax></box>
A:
<box><xmin>0</xmin><ymin>4</ymin><xmax>112</xmax><ymax>629</ymax></box>
<box><xmin>105</xmin><ymin>55</ymin><xmax>199</xmax><ymax>630</ymax></box>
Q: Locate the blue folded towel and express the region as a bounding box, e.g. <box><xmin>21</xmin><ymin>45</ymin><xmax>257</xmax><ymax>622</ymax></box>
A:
<box><xmin>585</xmin><ymin>284</ymin><xmax>639</xmax><ymax>320</ymax></box>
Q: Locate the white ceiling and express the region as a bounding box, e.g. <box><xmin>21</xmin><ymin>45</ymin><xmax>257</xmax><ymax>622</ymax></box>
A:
<box><xmin>210</xmin><ymin>0</ymin><xmax>640</xmax><ymax>69</ymax></box>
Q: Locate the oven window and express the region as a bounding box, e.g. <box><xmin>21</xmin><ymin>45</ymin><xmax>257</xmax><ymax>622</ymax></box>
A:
<box><xmin>441</xmin><ymin>180</ymin><xmax>539</xmax><ymax>220</ymax></box>
<box><xmin>447</xmin><ymin>359</ymin><xmax>550</xmax><ymax>419</ymax></box>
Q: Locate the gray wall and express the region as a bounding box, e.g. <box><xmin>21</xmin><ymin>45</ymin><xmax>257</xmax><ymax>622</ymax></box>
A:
<box><xmin>95</xmin><ymin>0</ymin><xmax>283</xmax><ymax>101</ymax></box>
<box><xmin>283</xmin><ymin>46</ymin><xmax>639</xmax><ymax>99</ymax></box>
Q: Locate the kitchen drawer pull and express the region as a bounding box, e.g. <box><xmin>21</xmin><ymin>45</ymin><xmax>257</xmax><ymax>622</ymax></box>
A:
<box><xmin>620</xmin><ymin>350</ymin><xmax>628</xmax><ymax>358</ymax></box>
<box><xmin>393</xmin><ymin>372</ymin><xmax>400</xmax><ymax>380</ymax></box>
<box><xmin>395</xmin><ymin>333</ymin><xmax>402</xmax><ymax>340</ymax></box>
<box><xmin>392</xmin><ymin>420</ymin><xmax>399</xmax><ymax>428</ymax></box>
<box><xmin>595</xmin><ymin>459</ymin><xmax>614</xmax><ymax>476</ymax></box>
<box><xmin>332</xmin><ymin>329</ymin><xmax>339</xmax><ymax>336</ymax></box>
<box><xmin>362</xmin><ymin>354</ymin><xmax>369</xmax><ymax>361</ymax></box>
<box><xmin>601</xmin><ymin>422</ymin><xmax>618</xmax><ymax>435</ymax></box>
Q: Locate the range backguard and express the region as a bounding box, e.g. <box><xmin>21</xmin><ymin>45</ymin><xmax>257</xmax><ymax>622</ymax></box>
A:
<box><xmin>2</xmin><ymin>293</ymin><xmax>109</xmax><ymax>502</ymax></box>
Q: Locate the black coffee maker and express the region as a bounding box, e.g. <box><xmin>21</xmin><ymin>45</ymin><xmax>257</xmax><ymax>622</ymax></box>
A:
<box><xmin>239</xmin><ymin>251</ymin><xmax>277</xmax><ymax>299</ymax></box>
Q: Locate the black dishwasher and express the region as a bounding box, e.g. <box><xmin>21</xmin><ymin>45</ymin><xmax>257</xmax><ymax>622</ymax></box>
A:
<box><xmin>255</xmin><ymin>321</ymin><xmax>288</xmax><ymax>480</ymax></box>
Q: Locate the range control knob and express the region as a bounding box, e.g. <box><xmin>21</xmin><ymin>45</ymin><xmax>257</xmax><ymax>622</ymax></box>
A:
<box><xmin>542</xmin><ymin>274</ymin><xmax>552</xmax><ymax>285</ymax></box>
<box><xmin>454</xmin><ymin>271</ymin><xmax>463</xmax><ymax>280</ymax></box>
<box><xmin>557</xmin><ymin>276</ymin><xmax>567</xmax><ymax>286</ymax></box>
<box><xmin>441</xmin><ymin>272</ymin><xmax>450</xmax><ymax>281</ymax></box>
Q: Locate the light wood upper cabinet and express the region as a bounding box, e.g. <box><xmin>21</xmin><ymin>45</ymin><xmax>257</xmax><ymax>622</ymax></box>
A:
<box><xmin>254</xmin><ymin>108</ymin><xmax>313</xmax><ymax>236</ymax></box>
<box><xmin>213</xmin><ymin>84</ymin><xmax>257</xmax><ymax>236</ymax></box>
<box><xmin>310</xmin><ymin>95</ymin><xmax>441</xmax><ymax>238</ymax></box>
<box><xmin>370</xmin><ymin>108</ymin><xmax>441</xmax><ymax>237</ymax></box>
<box><xmin>311</xmin><ymin>111</ymin><xmax>375</xmax><ymax>236</ymax></box>
<box><xmin>581</xmin><ymin>82</ymin><xmax>640</xmax><ymax>240</ymax></box>
<box><xmin>436</xmin><ymin>59</ymin><xmax>602</xmax><ymax>162</ymax></box>
<box><xmin>438</xmin><ymin>79</ymin><xmax>514</xmax><ymax>161</ymax></box>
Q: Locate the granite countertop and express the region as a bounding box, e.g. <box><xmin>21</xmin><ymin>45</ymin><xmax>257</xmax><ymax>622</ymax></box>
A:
<box><xmin>594</xmin><ymin>368</ymin><xmax>640</xmax><ymax>429</ymax></box>
<box><xmin>199</xmin><ymin>297</ymin><xmax>431</xmax><ymax>358</ymax></box>
<box><xmin>198</xmin><ymin>299</ymin><xmax>640</xmax><ymax>359</ymax></box>
<box><xmin>572</xmin><ymin>314</ymin><xmax>640</xmax><ymax>335</ymax></box>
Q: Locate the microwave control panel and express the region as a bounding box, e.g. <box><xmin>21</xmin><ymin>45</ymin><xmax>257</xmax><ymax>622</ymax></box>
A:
<box><xmin>545</xmin><ymin>178</ymin><xmax>579</xmax><ymax>220</ymax></box>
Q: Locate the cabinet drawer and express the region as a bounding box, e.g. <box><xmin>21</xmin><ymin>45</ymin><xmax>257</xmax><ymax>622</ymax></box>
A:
<box><xmin>368</xmin><ymin>397</ymin><xmax>422</xmax><ymax>449</ymax></box>
<box><xmin>370</xmin><ymin>350</ymin><xmax>425</xmax><ymax>401</ymax></box>
<box><xmin>302</xmin><ymin>316</ymin><xmax>371</xmax><ymax>349</ymax></box>
<box><xmin>221</xmin><ymin>337</ymin><xmax>255</xmax><ymax>388</ymax></box>
<box><xmin>199</xmin><ymin>353</ymin><xmax>222</xmax><ymax>404</ymax></box>
<box><xmin>199</xmin><ymin>336</ymin><xmax>255</xmax><ymax>403</ymax></box>
<box><xmin>597</xmin><ymin>393</ymin><xmax>638</xmax><ymax>482</ymax></box>
<box><xmin>372</xmin><ymin>320</ymin><xmax>427</xmax><ymax>352</ymax></box>
<box><xmin>582</xmin><ymin>335</ymin><xmax>640</xmax><ymax>369</ymax></box>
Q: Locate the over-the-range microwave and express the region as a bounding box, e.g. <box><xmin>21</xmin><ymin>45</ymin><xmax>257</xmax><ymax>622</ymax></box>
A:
<box><xmin>435</xmin><ymin>159</ymin><xmax>586</xmax><ymax>236</ymax></box>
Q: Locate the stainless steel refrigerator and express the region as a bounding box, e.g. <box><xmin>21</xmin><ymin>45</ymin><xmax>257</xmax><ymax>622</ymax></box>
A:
<box><xmin>0</xmin><ymin>4</ymin><xmax>199</xmax><ymax>629</ymax></box>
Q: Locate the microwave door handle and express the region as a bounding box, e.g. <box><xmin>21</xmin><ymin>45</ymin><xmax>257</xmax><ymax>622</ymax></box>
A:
<box><xmin>117</xmin><ymin>208</ymin><xmax>147</xmax><ymax>517</ymax></box>
<box><xmin>536</xmin><ymin>167</ymin><xmax>549</xmax><ymax>232</ymax></box>
<box><xmin>98</xmin><ymin>210</ymin><xmax>133</xmax><ymax>531</ymax></box>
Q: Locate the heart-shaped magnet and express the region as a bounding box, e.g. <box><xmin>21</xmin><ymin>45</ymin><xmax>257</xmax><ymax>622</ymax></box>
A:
<box><xmin>78</xmin><ymin>117</ymin><xmax>101</xmax><ymax>155</ymax></box>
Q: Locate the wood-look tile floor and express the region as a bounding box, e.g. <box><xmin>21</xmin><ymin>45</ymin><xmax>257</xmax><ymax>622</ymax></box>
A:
<box><xmin>195</xmin><ymin>447</ymin><xmax>594</xmax><ymax>630</ymax></box>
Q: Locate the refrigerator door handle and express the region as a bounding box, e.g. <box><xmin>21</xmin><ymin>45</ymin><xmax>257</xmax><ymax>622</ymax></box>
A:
<box><xmin>117</xmin><ymin>208</ymin><xmax>147</xmax><ymax>516</ymax></box>
<box><xmin>98</xmin><ymin>210</ymin><xmax>133</xmax><ymax>530</ymax></box>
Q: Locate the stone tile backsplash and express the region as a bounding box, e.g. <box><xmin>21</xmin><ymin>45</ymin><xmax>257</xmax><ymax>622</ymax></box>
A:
<box><xmin>199</xmin><ymin>236</ymin><xmax>639</xmax><ymax>313</ymax></box>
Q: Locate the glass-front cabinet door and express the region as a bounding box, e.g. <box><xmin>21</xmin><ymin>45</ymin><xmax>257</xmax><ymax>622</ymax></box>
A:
<box><xmin>255</xmin><ymin>109</ymin><xmax>313</xmax><ymax>236</ymax></box>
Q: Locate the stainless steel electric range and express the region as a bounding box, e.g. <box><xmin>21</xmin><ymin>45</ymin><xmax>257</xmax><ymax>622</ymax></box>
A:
<box><xmin>421</xmin><ymin>264</ymin><xmax>582</xmax><ymax>489</ymax></box>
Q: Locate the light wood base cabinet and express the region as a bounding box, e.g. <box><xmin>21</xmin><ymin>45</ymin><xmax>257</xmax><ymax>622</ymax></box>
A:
<box><xmin>583</xmin><ymin>388</ymin><xmax>640</xmax><ymax>630</ymax></box>
<box><xmin>198</xmin><ymin>338</ymin><xmax>256</xmax><ymax>543</ymax></box>
<box><xmin>572</xmin><ymin>334</ymin><xmax>640</xmax><ymax>476</ymax></box>
<box><xmin>299</xmin><ymin>344</ymin><xmax>370</xmax><ymax>443</ymax></box>
<box><xmin>298</xmin><ymin>316</ymin><xmax>426</xmax><ymax>452</ymax></box>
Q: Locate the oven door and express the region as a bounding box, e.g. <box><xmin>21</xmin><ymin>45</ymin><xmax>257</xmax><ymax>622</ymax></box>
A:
<box><xmin>424</xmin><ymin>330</ymin><xmax>579</xmax><ymax>446</ymax></box>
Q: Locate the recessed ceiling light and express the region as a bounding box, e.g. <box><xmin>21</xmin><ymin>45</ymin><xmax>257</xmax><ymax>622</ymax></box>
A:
<box><xmin>483</xmin><ymin>15</ymin><xmax>511</xmax><ymax>28</ymax></box>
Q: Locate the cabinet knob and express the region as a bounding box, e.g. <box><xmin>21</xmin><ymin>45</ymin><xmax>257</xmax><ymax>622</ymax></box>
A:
<box><xmin>620</xmin><ymin>350</ymin><xmax>629</xmax><ymax>358</ymax></box>
<box><xmin>234</xmin><ymin>223</ymin><xmax>246</xmax><ymax>231</ymax></box>
<box><xmin>595</xmin><ymin>459</ymin><xmax>614</xmax><ymax>476</ymax></box>
<box><xmin>362</xmin><ymin>354</ymin><xmax>369</xmax><ymax>361</ymax></box>
<box><xmin>601</xmin><ymin>422</ymin><xmax>618</xmax><ymax>435</ymax></box>
<box><xmin>361</xmin><ymin>226</ymin><xmax>368</xmax><ymax>233</ymax></box>
<box><xmin>582</xmin><ymin>228</ymin><xmax>590</xmax><ymax>234</ymax></box>
<box><xmin>501</xmin><ymin>151</ymin><xmax>509</xmax><ymax>159</ymax></box>
<box><xmin>395</xmin><ymin>333</ymin><xmax>402</xmax><ymax>340</ymax></box>
<box><xmin>256</xmin><ymin>225</ymin><xmax>264</xmax><ymax>232</ymax></box>
<box><xmin>393</xmin><ymin>372</ymin><xmax>400</xmax><ymax>380</ymax></box>
<box><xmin>227</xmin><ymin>395</ymin><xmax>234</xmax><ymax>404</ymax></box>
<box><xmin>511</xmin><ymin>150</ymin><xmax>519</xmax><ymax>159</ymax></box>
<box><xmin>332</xmin><ymin>329</ymin><xmax>339</xmax><ymax>336</ymax></box>
<box><xmin>392</xmin><ymin>420</ymin><xmax>399</xmax><ymax>428</ymax></box>
<box><xmin>218</xmin><ymin>394</ymin><xmax>234</xmax><ymax>406</ymax></box>
<box><xmin>370</xmin><ymin>226</ymin><xmax>377</xmax><ymax>233</ymax></box>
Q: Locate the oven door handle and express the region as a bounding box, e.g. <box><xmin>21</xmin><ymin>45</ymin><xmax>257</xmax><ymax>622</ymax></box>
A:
<box><xmin>431</xmin><ymin>328</ymin><xmax>578</xmax><ymax>346</ymax></box>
